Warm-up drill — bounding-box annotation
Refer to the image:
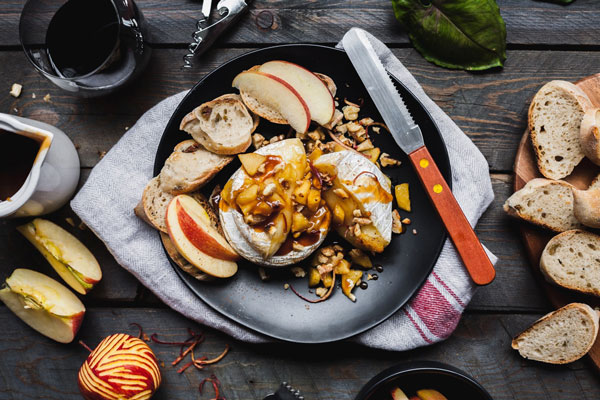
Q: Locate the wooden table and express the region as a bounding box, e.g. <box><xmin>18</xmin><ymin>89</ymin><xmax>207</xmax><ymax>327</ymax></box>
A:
<box><xmin>1</xmin><ymin>1</ymin><xmax>600</xmax><ymax>398</ymax></box>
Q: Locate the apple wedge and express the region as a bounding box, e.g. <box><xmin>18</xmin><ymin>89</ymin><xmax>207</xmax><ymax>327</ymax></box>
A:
<box><xmin>17</xmin><ymin>219</ymin><xmax>102</xmax><ymax>295</ymax></box>
<box><xmin>259</xmin><ymin>61</ymin><xmax>334</xmax><ymax>125</ymax></box>
<box><xmin>166</xmin><ymin>195</ymin><xmax>238</xmax><ymax>278</ymax></box>
<box><xmin>390</xmin><ymin>387</ymin><xmax>409</xmax><ymax>400</ymax></box>
<box><xmin>416</xmin><ymin>389</ymin><xmax>448</xmax><ymax>400</ymax></box>
<box><xmin>0</xmin><ymin>268</ymin><xmax>85</xmax><ymax>343</ymax></box>
<box><xmin>239</xmin><ymin>153</ymin><xmax>267</xmax><ymax>176</ymax></box>
<box><xmin>232</xmin><ymin>70</ymin><xmax>311</xmax><ymax>133</ymax></box>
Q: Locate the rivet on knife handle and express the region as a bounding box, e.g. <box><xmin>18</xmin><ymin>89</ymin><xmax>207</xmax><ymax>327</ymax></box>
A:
<box><xmin>409</xmin><ymin>146</ymin><xmax>495</xmax><ymax>285</ymax></box>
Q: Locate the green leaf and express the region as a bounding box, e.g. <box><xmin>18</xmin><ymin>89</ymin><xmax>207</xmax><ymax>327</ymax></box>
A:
<box><xmin>391</xmin><ymin>0</ymin><xmax>507</xmax><ymax>71</ymax></box>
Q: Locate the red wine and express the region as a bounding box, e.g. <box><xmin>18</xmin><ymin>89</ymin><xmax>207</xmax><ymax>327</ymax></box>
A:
<box><xmin>45</xmin><ymin>0</ymin><xmax>119</xmax><ymax>78</ymax></box>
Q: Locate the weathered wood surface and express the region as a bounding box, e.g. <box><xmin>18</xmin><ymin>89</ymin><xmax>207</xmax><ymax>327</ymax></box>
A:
<box><xmin>1</xmin><ymin>308</ymin><xmax>599</xmax><ymax>400</ymax></box>
<box><xmin>1</xmin><ymin>0</ymin><xmax>599</xmax><ymax>47</ymax></box>
<box><xmin>4</xmin><ymin>48</ymin><xmax>600</xmax><ymax>172</ymax></box>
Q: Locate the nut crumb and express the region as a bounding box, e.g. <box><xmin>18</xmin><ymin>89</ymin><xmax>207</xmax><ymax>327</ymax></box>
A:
<box><xmin>316</xmin><ymin>287</ymin><xmax>328</xmax><ymax>297</ymax></box>
<box><xmin>10</xmin><ymin>83</ymin><xmax>22</xmax><ymax>98</ymax></box>
<box><xmin>43</xmin><ymin>93</ymin><xmax>51</xmax><ymax>103</ymax></box>
<box><xmin>31</xmin><ymin>93</ymin><xmax>36</xmax><ymax>99</ymax></box>
<box><xmin>367</xmin><ymin>273</ymin><xmax>373</xmax><ymax>281</ymax></box>
<box><xmin>380</xmin><ymin>153</ymin><xmax>401</xmax><ymax>167</ymax></box>
<box><xmin>392</xmin><ymin>210</ymin><xmax>403</xmax><ymax>234</ymax></box>
<box><xmin>284</xmin><ymin>283</ymin><xmax>290</xmax><ymax>290</ymax></box>
<box><xmin>98</xmin><ymin>150</ymin><xmax>107</xmax><ymax>159</ymax></box>
<box><xmin>402</xmin><ymin>218</ymin><xmax>411</xmax><ymax>225</ymax></box>
<box><xmin>412</xmin><ymin>229</ymin><xmax>418</xmax><ymax>235</ymax></box>
<box><xmin>372</xmin><ymin>126</ymin><xmax>381</xmax><ymax>134</ymax></box>
<box><xmin>342</xmin><ymin>105</ymin><xmax>360</xmax><ymax>121</ymax></box>
<box><xmin>252</xmin><ymin>133</ymin><xmax>265</xmax><ymax>149</ymax></box>
<box><xmin>290</xmin><ymin>266</ymin><xmax>306</xmax><ymax>278</ymax></box>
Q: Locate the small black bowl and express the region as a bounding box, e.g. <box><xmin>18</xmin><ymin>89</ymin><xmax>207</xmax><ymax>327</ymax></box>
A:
<box><xmin>355</xmin><ymin>361</ymin><xmax>493</xmax><ymax>400</ymax></box>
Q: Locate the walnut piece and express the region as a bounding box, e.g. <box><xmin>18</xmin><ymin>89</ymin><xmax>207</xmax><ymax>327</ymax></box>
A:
<box><xmin>392</xmin><ymin>210</ymin><xmax>403</xmax><ymax>234</ymax></box>
<box><xmin>342</xmin><ymin>105</ymin><xmax>360</xmax><ymax>121</ymax></box>
<box><xmin>380</xmin><ymin>153</ymin><xmax>401</xmax><ymax>167</ymax></box>
<box><xmin>252</xmin><ymin>133</ymin><xmax>265</xmax><ymax>149</ymax></box>
<box><xmin>10</xmin><ymin>83</ymin><xmax>22</xmax><ymax>98</ymax></box>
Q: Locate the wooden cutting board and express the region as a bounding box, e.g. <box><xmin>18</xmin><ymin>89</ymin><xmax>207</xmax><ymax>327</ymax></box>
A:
<box><xmin>513</xmin><ymin>73</ymin><xmax>600</xmax><ymax>369</ymax></box>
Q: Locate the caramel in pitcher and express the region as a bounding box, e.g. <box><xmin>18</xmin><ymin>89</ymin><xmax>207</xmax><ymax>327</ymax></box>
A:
<box><xmin>0</xmin><ymin>130</ymin><xmax>41</xmax><ymax>201</ymax></box>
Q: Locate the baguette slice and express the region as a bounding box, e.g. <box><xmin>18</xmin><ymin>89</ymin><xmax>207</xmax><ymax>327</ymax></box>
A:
<box><xmin>580</xmin><ymin>108</ymin><xmax>600</xmax><ymax>166</ymax></box>
<box><xmin>529</xmin><ymin>80</ymin><xmax>593</xmax><ymax>179</ymax></box>
<box><xmin>159</xmin><ymin>140</ymin><xmax>232</xmax><ymax>194</ymax></box>
<box><xmin>180</xmin><ymin>94</ymin><xmax>258</xmax><ymax>155</ymax></box>
<box><xmin>240</xmin><ymin>68</ymin><xmax>337</xmax><ymax>125</ymax></box>
<box><xmin>590</xmin><ymin>174</ymin><xmax>600</xmax><ymax>190</ymax></box>
<box><xmin>572</xmin><ymin>186</ymin><xmax>600</xmax><ymax>228</ymax></box>
<box><xmin>540</xmin><ymin>229</ymin><xmax>600</xmax><ymax>296</ymax></box>
<box><xmin>136</xmin><ymin>177</ymin><xmax>211</xmax><ymax>233</ymax></box>
<box><xmin>503</xmin><ymin>178</ymin><xmax>581</xmax><ymax>232</ymax></box>
<box><xmin>512</xmin><ymin>303</ymin><xmax>599</xmax><ymax>364</ymax></box>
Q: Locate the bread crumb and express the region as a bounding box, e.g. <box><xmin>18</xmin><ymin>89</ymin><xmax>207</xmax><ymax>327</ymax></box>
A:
<box><xmin>43</xmin><ymin>93</ymin><xmax>51</xmax><ymax>103</ymax></box>
<box><xmin>10</xmin><ymin>83</ymin><xmax>22</xmax><ymax>98</ymax></box>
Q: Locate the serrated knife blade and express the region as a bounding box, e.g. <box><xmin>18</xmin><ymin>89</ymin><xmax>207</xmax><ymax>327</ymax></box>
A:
<box><xmin>342</xmin><ymin>28</ymin><xmax>496</xmax><ymax>286</ymax></box>
<box><xmin>342</xmin><ymin>28</ymin><xmax>423</xmax><ymax>154</ymax></box>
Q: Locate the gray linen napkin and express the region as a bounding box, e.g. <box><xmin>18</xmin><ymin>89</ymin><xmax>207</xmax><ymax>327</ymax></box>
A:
<box><xmin>71</xmin><ymin>30</ymin><xmax>496</xmax><ymax>350</ymax></box>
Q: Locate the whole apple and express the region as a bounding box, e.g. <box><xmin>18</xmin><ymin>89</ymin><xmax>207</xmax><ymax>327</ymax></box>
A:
<box><xmin>78</xmin><ymin>333</ymin><xmax>161</xmax><ymax>400</ymax></box>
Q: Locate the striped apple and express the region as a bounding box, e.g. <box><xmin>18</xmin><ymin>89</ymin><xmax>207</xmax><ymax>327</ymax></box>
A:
<box><xmin>78</xmin><ymin>333</ymin><xmax>161</xmax><ymax>400</ymax></box>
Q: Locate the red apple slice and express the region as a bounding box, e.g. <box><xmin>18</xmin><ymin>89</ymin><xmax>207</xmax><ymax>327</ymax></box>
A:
<box><xmin>232</xmin><ymin>70</ymin><xmax>311</xmax><ymax>133</ymax></box>
<box><xmin>166</xmin><ymin>196</ymin><xmax>238</xmax><ymax>278</ymax></box>
<box><xmin>17</xmin><ymin>218</ymin><xmax>102</xmax><ymax>294</ymax></box>
<box><xmin>0</xmin><ymin>268</ymin><xmax>85</xmax><ymax>343</ymax></box>
<box><xmin>172</xmin><ymin>195</ymin><xmax>239</xmax><ymax>261</ymax></box>
<box><xmin>259</xmin><ymin>61</ymin><xmax>334</xmax><ymax>125</ymax></box>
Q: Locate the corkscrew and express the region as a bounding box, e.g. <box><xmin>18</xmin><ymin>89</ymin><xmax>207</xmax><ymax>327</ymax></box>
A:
<box><xmin>183</xmin><ymin>0</ymin><xmax>252</xmax><ymax>68</ymax></box>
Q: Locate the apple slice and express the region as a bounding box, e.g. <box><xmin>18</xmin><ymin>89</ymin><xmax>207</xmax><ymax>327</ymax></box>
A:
<box><xmin>17</xmin><ymin>219</ymin><xmax>102</xmax><ymax>295</ymax></box>
<box><xmin>239</xmin><ymin>153</ymin><xmax>267</xmax><ymax>176</ymax></box>
<box><xmin>390</xmin><ymin>387</ymin><xmax>409</xmax><ymax>400</ymax></box>
<box><xmin>166</xmin><ymin>196</ymin><xmax>238</xmax><ymax>278</ymax></box>
<box><xmin>259</xmin><ymin>61</ymin><xmax>334</xmax><ymax>125</ymax></box>
<box><xmin>0</xmin><ymin>268</ymin><xmax>85</xmax><ymax>343</ymax></box>
<box><xmin>232</xmin><ymin>70</ymin><xmax>311</xmax><ymax>133</ymax></box>
<box><xmin>416</xmin><ymin>389</ymin><xmax>448</xmax><ymax>400</ymax></box>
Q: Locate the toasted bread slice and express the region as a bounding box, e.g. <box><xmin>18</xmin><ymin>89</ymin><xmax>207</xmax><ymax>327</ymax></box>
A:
<box><xmin>503</xmin><ymin>178</ymin><xmax>581</xmax><ymax>232</ymax></box>
<box><xmin>239</xmin><ymin>68</ymin><xmax>337</xmax><ymax>125</ymax></box>
<box><xmin>160</xmin><ymin>232</ymin><xmax>214</xmax><ymax>281</ymax></box>
<box><xmin>512</xmin><ymin>303</ymin><xmax>599</xmax><ymax>364</ymax></box>
<box><xmin>540</xmin><ymin>229</ymin><xmax>600</xmax><ymax>296</ymax></box>
<box><xmin>580</xmin><ymin>108</ymin><xmax>600</xmax><ymax>166</ymax></box>
<box><xmin>529</xmin><ymin>80</ymin><xmax>593</xmax><ymax>179</ymax></box>
<box><xmin>159</xmin><ymin>140</ymin><xmax>232</xmax><ymax>195</ymax></box>
<box><xmin>180</xmin><ymin>94</ymin><xmax>258</xmax><ymax>155</ymax></box>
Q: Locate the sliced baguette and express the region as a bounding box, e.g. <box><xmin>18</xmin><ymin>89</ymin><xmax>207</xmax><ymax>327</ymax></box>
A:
<box><xmin>580</xmin><ymin>108</ymin><xmax>600</xmax><ymax>166</ymax></box>
<box><xmin>159</xmin><ymin>140</ymin><xmax>232</xmax><ymax>194</ymax></box>
<box><xmin>512</xmin><ymin>303</ymin><xmax>599</xmax><ymax>364</ymax></box>
<box><xmin>503</xmin><ymin>178</ymin><xmax>581</xmax><ymax>232</ymax></box>
<box><xmin>240</xmin><ymin>68</ymin><xmax>337</xmax><ymax>125</ymax></box>
<box><xmin>180</xmin><ymin>94</ymin><xmax>258</xmax><ymax>155</ymax></box>
<box><xmin>529</xmin><ymin>80</ymin><xmax>593</xmax><ymax>179</ymax></box>
<box><xmin>160</xmin><ymin>232</ymin><xmax>213</xmax><ymax>281</ymax></box>
<box><xmin>590</xmin><ymin>174</ymin><xmax>600</xmax><ymax>190</ymax></box>
<box><xmin>572</xmin><ymin>186</ymin><xmax>600</xmax><ymax>228</ymax></box>
<box><xmin>540</xmin><ymin>229</ymin><xmax>600</xmax><ymax>296</ymax></box>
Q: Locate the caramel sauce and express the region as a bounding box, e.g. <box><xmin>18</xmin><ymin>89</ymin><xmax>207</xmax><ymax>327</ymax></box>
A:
<box><xmin>275</xmin><ymin>205</ymin><xmax>331</xmax><ymax>256</ymax></box>
<box><xmin>347</xmin><ymin>171</ymin><xmax>393</xmax><ymax>203</ymax></box>
<box><xmin>0</xmin><ymin>130</ymin><xmax>42</xmax><ymax>201</ymax></box>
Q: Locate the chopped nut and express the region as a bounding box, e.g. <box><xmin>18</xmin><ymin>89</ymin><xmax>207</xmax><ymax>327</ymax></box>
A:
<box><xmin>367</xmin><ymin>273</ymin><xmax>373</xmax><ymax>281</ymax></box>
<box><xmin>352</xmin><ymin>209</ymin><xmax>362</xmax><ymax>217</ymax></box>
<box><xmin>257</xmin><ymin>163</ymin><xmax>266</xmax><ymax>174</ymax></box>
<box><xmin>252</xmin><ymin>133</ymin><xmax>266</xmax><ymax>149</ymax></box>
<box><xmin>359</xmin><ymin>117</ymin><xmax>374</xmax><ymax>126</ymax></box>
<box><xmin>321</xmin><ymin>247</ymin><xmax>335</xmax><ymax>257</ymax></box>
<box><xmin>353</xmin><ymin>217</ymin><xmax>372</xmax><ymax>226</ymax></box>
<box><xmin>335</xmin><ymin>123</ymin><xmax>348</xmax><ymax>134</ymax></box>
<box><xmin>98</xmin><ymin>150</ymin><xmax>107</xmax><ymax>159</ymax></box>
<box><xmin>245</xmin><ymin>214</ymin><xmax>266</xmax><ymax>225</ymax></box>
<box><xmin>412</xmin><ymin>229</ymin><xmax>418</xmax><ymax>235</ymax></box>
<box><xmin>318</xmin><ymin>254</ymin><xmax>329</xmax><ymax>264</ymax></box>
<box><xmin>65</xmin><ymin>217</ymin><xmax>75</xmax><ymax>227</ymax></box>
<box><xmin>372</xmin><ymin>126</ymin><xmax>381</xmax><ymax>134</ymax></box>
<box><xmin>262</xmin><ymin>182</ymin><xmax>276</xmax><ymax>196</ymax></box>
<box><xmin>342</xmin><ymin>105</ymin><xmax>360</xmax><ymax>121</ymax></box>
<box><xmin>353</xmin><ymin>223</ymin><xmax>362</xmax><ymax>237</ymax></box>
<box><xmin>315</xmin><ymin>287</ymin><xmax>328</xmax><ymax>297</ymax></box>
<box><xmin>333</xmin><ymin>244</ymin><xmax>344</xmax><ymax>252</ymax></box>
<box><xmin>284</xmin><ymin>283</ymin><xmax>290</xmax><ymax>290</ymax></box>
<box><xmin>346</xmin><ymin>122</ymin><xmax>367</xmax><ymax>142</ymax></box>
<box><xmin>380</xmin><ymin>153</ymin><xmax>401</xmax><ymax>167</ymax></box>
<box><xmin>392</xmin><ymin>210</ymin><xmax>403</xmax><ymax>234</ymax></box>
<box><xmin>10</xmin><ymin>83</ymin><xmax>22</xmax><ymax>98</ymax></box>
<box><xmin>258</xmin><ymin>267</ymin><xmax>270</xmax><ymax>281</ymax></box>
<box><xmin>296</xmin><ymin>130</ymin><xmax>308</xmax><ymax>140</ymax></box>
<box><xmin>317</xmin><ymin>263</ymin><xmax>334</xmax><ymax>275</ymax></box>
<box><xmin>402</xmin><ymin>218</ymin><xmax>411</xmax><ymax>225</ymax></box>
<box><xmin>356</xmin><ymin>139</ymin><xmax>374</xmax><ymax>152</ymax></box>
<box><xmin>31</xmin><ymin>93</ymin><xmax>36</xmax><ymax>99</ymax></box>
<box><xmin>43</xmin><ymin>93</ymin><xmax>51</xmax><ymax>103</ymax></box>
<box><xmin>290</xmin><ymin>266</ymin><xmax>306</xmax><ymax>278</ymax></box>
<box><xmin>333</xmin><ymin>188</ymin><xmax>349</xmax><ymax>199</ymax></box>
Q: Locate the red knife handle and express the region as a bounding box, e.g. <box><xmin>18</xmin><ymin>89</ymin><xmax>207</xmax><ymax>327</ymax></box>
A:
<box><xmin>408</xmin><ymin>146</ymin><xmax>495</xmax><ymax>285</ymax></box>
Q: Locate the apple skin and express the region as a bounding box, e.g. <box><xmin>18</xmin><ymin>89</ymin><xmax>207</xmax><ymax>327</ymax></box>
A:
<box><xmin>232</xmin><ymin>70</ymin><xmax>311</xmax><ymax>133</ymax></box>
<box><xmin>173</xmin><ymin>197</ymin><xmax>239</xmax><ymax>261</ymax></box>
<box><xmin>79</xmin><ymin>333</ymin><xmax>161</xmax><ymax>400</ymax></box>
<box><xmin>390</xmin><ymin>387</ymin><xmax>409</xmax><ymax>400</ymax></box>
<box><xmin>259</xmin><ymin>60</ymin><xmax>335</xmax><ymax>125</ymax></box>
<box><xmin>0</xmin><ymin>268</ymin><xmax>85</xmax><ymax>343</ymax></box>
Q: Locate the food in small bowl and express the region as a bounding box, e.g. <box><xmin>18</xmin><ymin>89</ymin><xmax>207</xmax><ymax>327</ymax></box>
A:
<box><xmin>354</xmin><ymin>361</ymin><xmax>493</xmax><ymax>400</ymax></box>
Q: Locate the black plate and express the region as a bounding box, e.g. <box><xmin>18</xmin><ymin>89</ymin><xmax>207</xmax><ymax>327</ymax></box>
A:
<box><xmin>354</xmin><ymin>361</ymin><xmax>493</xmax><ymax>400</ymax></box>
<box><xmin>155</xmin><ymin>44</ymin><xmax>451</xmax><ymax>343</ymax></box>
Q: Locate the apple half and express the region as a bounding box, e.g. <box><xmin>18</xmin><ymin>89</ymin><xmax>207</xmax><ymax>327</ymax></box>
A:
<box><xmin>232</xmin><ymin>70</ymin><xmax>311</xmax><ymax>133</ymax></box>
<box><xmin>0</xmin><ymin>268</ymin><xmax>85</xmax><ymax>343</ymax></box>
<box><xmin>17</xmin><ymin>219</ymin><xmax>102</xmax><ymax>294</ymax></box>
<box><xmin>166</xmin><ymin>195</ymin><xmax>238</xmax><ymax>278</ymax></box>
<box><xmin>259</xmin><ymin>60</ymin><xmax>335</xmax><ymax>125</ymax></box>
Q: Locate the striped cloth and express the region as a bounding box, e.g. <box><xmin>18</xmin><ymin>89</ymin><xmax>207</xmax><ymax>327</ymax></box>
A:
<box><xmin>71</xmin><ymin>30</ymin><xmax>496</xmax><ymax>351</ymax></box>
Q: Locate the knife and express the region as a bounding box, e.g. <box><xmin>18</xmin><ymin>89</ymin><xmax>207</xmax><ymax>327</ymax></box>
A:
<box><xmin>342</xmin><ymin>28</ymin><xmax>496</xmax><ymax>286</ymax></box>
<box><xmin>202</xmin><ymin>0</ymin><xmax>212</xmax><ymax>20</ymax></box>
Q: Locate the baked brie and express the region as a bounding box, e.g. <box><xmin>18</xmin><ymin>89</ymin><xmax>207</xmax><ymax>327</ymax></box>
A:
<box><xmin>219</xmin><ymin>139</ymin><xmax>331</xmax><ymax>267</ymax></box>
<box><xmin>313</xmin><ymin>150</ymin><xmax>393</xmax><ymax>253</ymax></box>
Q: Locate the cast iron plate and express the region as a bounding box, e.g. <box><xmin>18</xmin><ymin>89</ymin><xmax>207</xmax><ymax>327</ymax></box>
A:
<box><xmin>155</xmin><ymin>44</ymin><xmax>451</xmax><ymax>343</ymax></box>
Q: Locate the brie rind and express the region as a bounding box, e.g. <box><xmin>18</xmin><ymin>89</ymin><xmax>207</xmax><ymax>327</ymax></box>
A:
<box><xmin>314</xmin><ymin>150</ymin><xmax>392</xmax><ymax>248</ymax></box>
<box><xmin>219</xmin><ymin>139</ymin><xmax>328</xmax><ymax>267</ymax></box>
